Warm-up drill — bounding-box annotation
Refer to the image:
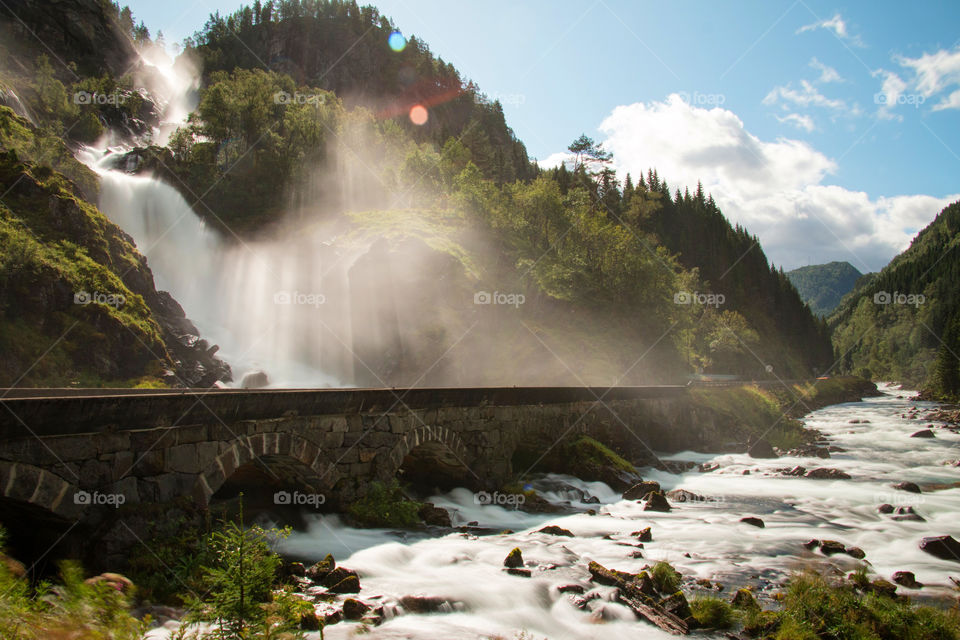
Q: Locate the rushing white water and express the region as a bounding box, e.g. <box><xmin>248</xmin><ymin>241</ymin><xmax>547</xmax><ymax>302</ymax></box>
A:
<box><xmin>195</xmin><ymin>385</ymin><xmax>959</xmax><ymax>640</ymax></box>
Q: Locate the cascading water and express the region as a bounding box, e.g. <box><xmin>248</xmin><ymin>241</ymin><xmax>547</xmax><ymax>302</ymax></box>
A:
<box><xmin>80</xmin><ymin>48</ymin><xmax>363</xmax><ymax>388</ymax></box>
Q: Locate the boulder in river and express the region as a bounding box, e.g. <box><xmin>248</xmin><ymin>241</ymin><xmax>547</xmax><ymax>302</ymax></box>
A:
<box><xmin>747</xmin><ymin>438</ymin><xmax>778</xmax><ymax>459</ymax></box>
<box><xmin>910</xmin><ymin>429</ymin><xmax>936</xmax><ymax>438</ymax></box>
<box><xmin>342</xmin><ymin>598</ymin><xmax>369</xmax><ymax>620</ymax></box>
<box><xmin>892</xmin><ymin>481</ymin><xmax>922</xmax><ymax>494</ymax></box>
<box><xmin>919</xmin><ymin>535</ymin><xmax>960</xmax><ymax>562</ymax></box>
<box><xmin>328</xmin><ymin>574</ymin><xmax>360</xmax><ymax>594</ymax></box>
<box><xmin>877</xmin><ymin>504</ymin><xmax>895</xmax><ymax>514</ymax></box>
<box><xmin>623</xmin><ymin>481</ymin><xmax>660</xmax><ymax>501</ymax></box>
<box><xmin>731</xmin><ymin>588</ymin><xmax>759</xmax><ymax>610</ymax></box>
<box><xmin>306</xmin><ymin>554</ymin><xmax>336</xmax><ymax>582</ymax></box>
<box><xmin>892</xmin><ymin>571</ymin><xmax>923</xmax><ymax>589</ymax></box>
<box><xmin>399</xmin><ymin>595</ymin><xmax>451</xmax><ymax>614</ymax></box>
<box><xmin>632</xmin><ymin>527</ymin><xmax>653</xmax><ymax>542</ymax></box>
<box><xmin>537</xmin><ymin>525</ymin><xmax>574</xmax><ymax>537</ymax></box>
<box><xmin>666</xmin><ymin>489</ymin><xmax>707</xmax><ymax>502</ymax></box>
<box><xmin>418</xmin><ymin>502</ymin><xmax>452</xmax><ymax>527</ymax></box>
<box><xmin>642</xmin><ymin>491</ymin><xmax>672</xmax><ymax>512</ymax></box>
<box><xmin>740</xmin><ymin>516</ymin><xmax>765</xmax><ymax>528</ymax></box>
<box><xmin>503</xmin><ymin>547</ymin><xmax>524</xmax><ymax>569</ymax></box>
<box><xmin>804</xmin><ymin>468</ymin><xmax>851</xmax><ymax>480</ymax></box>
<box><xmin>892</xmin><ymin>506</ymin><xmax>925</xmax><ymax>521</ymax></box>
<box><xmin>818</xmin><ymin>540</ymin><xmax>847</xmax><ymax>555</ymax></box>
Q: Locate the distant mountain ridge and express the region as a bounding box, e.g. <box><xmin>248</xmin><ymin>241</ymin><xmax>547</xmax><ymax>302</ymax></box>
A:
<box><xmin>787</xmin><ymin>261</ymin><xmax>864</xmax><ymax>317</ymax></box>
<box><xmin>829</xmin><ymin>200</ymin><xmax>960</xmax><ymax>395</ymax></box>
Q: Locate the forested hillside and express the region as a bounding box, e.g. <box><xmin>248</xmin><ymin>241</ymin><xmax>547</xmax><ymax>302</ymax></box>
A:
<box><xmin>787</xmin><ymin>261</ymin><xmax>863</xmax><ymax>317</ymax></box>
<box><xmin>830</xmin><ymin>200</ymin><xmax>960</xmax><ymax>396</ymax></box>
<box><xmin>0</xmin><ymin>0</ymin><xmax>835</xmax><ymax>385</ymax></box>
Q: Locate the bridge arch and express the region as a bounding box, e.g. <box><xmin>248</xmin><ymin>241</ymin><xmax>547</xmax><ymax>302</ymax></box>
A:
<box><xmin>194</xmin><ymin>432</ymin><xmax>342</xmax><ymax>506</ymax></box>
<box><xmin>384</xmin><ymin>424</ymin><xmax>478</xmax><ymax>492</ymax></box>
<box><xmin>0</xmin><ymin>461</ymin><xmax>83</xmax><ymax>521</ymax></box>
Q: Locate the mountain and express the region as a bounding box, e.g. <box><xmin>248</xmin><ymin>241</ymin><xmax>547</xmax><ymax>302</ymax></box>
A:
<box><xmin>830</xmin><ymin>200</ymin><xmax>960</xmax><ymax>395</ymax></box>
<box><xmin>787</xmin><ymin>261</ymin><xmax>864</xmax><ymax>317</ymax></box>
<box><xmin>0</xmin><ymin>0</ymin><xmax>835</xmax><ymax>386</ymax></box>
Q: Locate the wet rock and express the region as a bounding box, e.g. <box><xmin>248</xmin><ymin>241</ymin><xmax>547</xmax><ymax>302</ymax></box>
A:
<box><xmin>328</xmin><ymin>574</ymin><xmax>360</xmax><ymax>594</ymax></box>
<box><xmin>804</xmin><ymin>468</ymin><xmax>851</xmax><ymax>480</ymax></box>
<box><xmin>588</xmin><ymin>561</ymin><xmax>637</xmax><ymax>586</ymax></box>
<box><xmin>846</xmin><ymin>547</ymin><xmax>866</xmax><ymax>560</ymax></box>
<box><xmin>623</xmin><ymin>481</ymin><xmax>661</xmax><ymax>501</ymax></box>
<box><xmin>556</xmin><ymin>583</ymin><xmax>585</xmax><ymax>594</ymax></box>
<box><xmin>782</xmin><ymin>465</ymin><xmax>807</xmax><ymax>477</ymax></box>
<box><xmin>583</xmin><ymin>495</ymin><xmax>600</xmax><ymax>504</ymax></box>
<box><xmin>892</xmin><ymin>506</ymin><xmax>925</xmax><ymax>522</ymax></box>
<box><xmin>664</xmin><ymin>460</ymin><xmax>698</xmax><ymax>473</ymax></box>
<box><xmin>418</xmin><ymin>502</ymin><xmax>452</xmax><ymax>527</ymax></box>
<box><xmin>503</xmin><ymin>547</ymin><xmax>524</xmax><ymax>569</ymax></box>
<box><xmin>643</xmin><ymin>491</ymin><xmax>672</xmax><ymax>512</ymax></box>
<box><xmin>84</xmin><ymin>572</ymin><xmax>134</xmax><ymax>594</ymax></box>
<box><xmin>748</xmin><ymin>438</ymin><xmax>778</xmax><ymax>459</ymax></box>
<box><xmin>240</xmin><ymin>370</ymin><xmax>269</xmax><ymax>388</ymax></box>
<box><xmin>306</xmin><ymin>554</ymin><xmax>336</xmax><ymax>582</ymax></box>
<box><xmin>731</xmin><ymin>588</ymin><xmax>759</xmax><ymax>610</ymax></box>
<box><xmin>803</xmin><ymin>539</ymin><xmax>821</xmax><ymax>550</ymax></box>
<box><xmin>877</xmin><ymin>504</ymin><xmax>895</xmax><ymax>514</ymax></box>
<box><xmin>910</xmin><ymin>429</ymin><xmax>935</xmax><ymax>438</ymax></box>
<box><xmin>892</xmin><ymin>482</ymin><xmax>922</xmax><ymax>494</ymax></box>
<box><xmin>399</xmin><ymin>595</ymin><xmax>450</xmax><ymax>614</ymax></box>
<box><xmin>633</xmin><ymin>527</ymin><xmax>653</xmax><ymax>542</ymax></box>
<box><xmin>919</xmin><ymin>535</ymin><xmax>960</xmax><ymax>562</ymax></box>
<box><xmin>2</xmin><ymin>555</ymin><xmax>25</xmax><ymax>579</ymax></box>
<box><xmin>892</xmin><ymin>571</ymin><xmax>923</xmax><ymax>589</ymax></box>
<box><xmin>322</xmin><ymin>609</ymin><xmax>343</xmax><ymax>625</ymax></box>
<box><xmin>666</xmin><ymin>489</ymin><xmax>707</xmax><ymax>502</ymax></box>
<box><xmin>537</xmin><ymin>525</ymin><xmax>574</xmax><ymax>537</ymax></box>
<box><xmin>342</xmin><ymin>598</ymin><xmax>369</xmax><ymax>620</ymax></box>
<box><xmin>321</xmin><ymin>566</ymin><xmax>358</xmax><ymax>589</ymax></box>
<box><xmin>783</xmin><ymin>444</ymin><xmax>831</xmax><ymax>458</ymax></box>
<box><xmin>740</xmin><ymin>517</ymin><xmax>765</xmax><ymax>528</ymax></box>
<box><xmin>299</xmin><ymin>610</ymin><xmax>323</xmax><ymax>630</ymax></box>
<box><xmin>505</xmin><ymin>567</ymin><xmax>532</xmax><ymax>577</ymax></box>
<box><xmin>819</xmin><ymin>540</ymin><xmax>847</xmax><ymax>555</ymax></box>
<box><xmin>870</xmin><ymin>579</ymin><xmax>897</xmax><ymax>597</ymax></box>
<box><xmin>659</xmin><ymin>591</ymin><xmax>695</xmax><ymax>624</ymax></box>
<box><xmin>698</xmin><ymin>462</ymin><xmax>720</xmax><ymax>473</ymax></box>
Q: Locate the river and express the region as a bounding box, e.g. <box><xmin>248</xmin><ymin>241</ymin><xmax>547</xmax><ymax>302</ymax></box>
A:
<box><xmin>143</xmin><ymin>384</ymin><xmax>960</xmax><ymax>639</ymax></box>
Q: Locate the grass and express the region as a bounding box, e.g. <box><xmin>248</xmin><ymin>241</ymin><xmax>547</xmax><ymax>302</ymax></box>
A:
<box><xmin>650</xmin><ymin>561</ymin><xmax>681</xmax><ymax>594</ymax></box>
<box><xmin>745</xmin><ymin>570</ymin><xmax>960</xmax><ymax>640</ymax></box>
<box><xmin>691</xmin><ymin>596</ymin><xmax>736</xmax><ymax>630</ymax></box>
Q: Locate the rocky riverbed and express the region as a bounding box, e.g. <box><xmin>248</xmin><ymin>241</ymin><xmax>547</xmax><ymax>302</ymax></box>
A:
<box><xmin>148</xmin><ymin>384</ymin><xmax>960</xmax><ymax>639</ymax></box>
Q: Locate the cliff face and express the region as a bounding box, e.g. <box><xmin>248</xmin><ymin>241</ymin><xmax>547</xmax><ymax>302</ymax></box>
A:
<box><xmin>0</xmin><ymin>108</ymin><xmax>229</xmax><ymax>387</ymax></box>
<box><xmin>0</xmin><ymin>0</ymin><xmax>136</xmax><ymax>78</ymax></box>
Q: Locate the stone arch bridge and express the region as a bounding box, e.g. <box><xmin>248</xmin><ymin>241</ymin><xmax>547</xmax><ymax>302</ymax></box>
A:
<box><xmin>0</xmin><ymin>386</ymin><xmax>705</xmax><ymax>526</ymax></box>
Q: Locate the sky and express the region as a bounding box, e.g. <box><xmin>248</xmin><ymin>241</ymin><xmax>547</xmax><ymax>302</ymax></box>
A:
<box><xmin>127</xmin><ymin>0</ymin><xmax>960</xmax><ymax>272</ymax></box>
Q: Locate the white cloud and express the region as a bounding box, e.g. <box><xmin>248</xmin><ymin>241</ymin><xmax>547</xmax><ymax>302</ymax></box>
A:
<box><xmin>537</xmin><ymin>151</ymin><xmax>574</xmax><ymax>169</ymax></box>
<box><xmin>797</xmin><ymin>13</ymin><xmax>864</xmax><ymax>47</ymax></box>
<box><xmin>896</xmin><ymin>47</ymin><xmax>960</xmax><ymax>110</ymax></box>
<box><xmin>777</xmin><ymin>113</ymin><xmax>816</xmax><ymax>131</ymax></box>
<box><xmin>594</xmin><ymin>95</ymin><xmax>957</xmax><ymax>271</ymax></box>
<box><xmin>763</xmin><ymin>80</ymin><xmax>848</xmax><ymax>111</ymax></box>
<box><xmin>810</xmin><ymin>57</ymin><xmax>843</xmax><ymax>83</ymax></box>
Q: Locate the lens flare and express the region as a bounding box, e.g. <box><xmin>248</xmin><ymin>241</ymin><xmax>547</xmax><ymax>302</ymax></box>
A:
<box><xmin>409</xmin><ymin>104</ymin><xmax>428</xmax><ymax>126</ymax></box>
<box><xmin>388</xmin><ymin>31</ymin><xmax>407</xmax><ymax>52</ymax></box>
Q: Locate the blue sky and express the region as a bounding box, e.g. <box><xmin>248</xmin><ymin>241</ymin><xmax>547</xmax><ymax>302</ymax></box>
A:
<box><xmin>127</xmin><ymin>0</ymin><xmax>960</xmax><ymax>271</ymax></box>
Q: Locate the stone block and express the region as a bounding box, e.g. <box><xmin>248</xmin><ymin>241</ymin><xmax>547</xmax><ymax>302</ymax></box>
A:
<box><xmin>166</xmin><ymin>444</ymin><xmax>200</xmax><ymax>474</ymax></box>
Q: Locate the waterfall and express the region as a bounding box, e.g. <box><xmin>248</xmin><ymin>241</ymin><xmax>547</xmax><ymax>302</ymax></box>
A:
<box><xmin>94</xmin><ymin>168</ymin><xmax>356</xmax><ymax>387</ymax></box>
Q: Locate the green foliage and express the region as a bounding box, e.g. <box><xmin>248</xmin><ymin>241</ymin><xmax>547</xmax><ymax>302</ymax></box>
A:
<box><xmin>347</xmin><ymin>480</ymin><xmax>423</xmax><ymax>528</ymax></box>
<box><xmin>787</xmin><ymin>261</ymin><xmax>864</xmax><ymax>317</ymax></box>
<box><xmin>0</xmin><ymin>525</ymin><xmax>146</xmax><ymax>639</ymax></box>
<box><xmin>690</xmin><ymin>596</ymin><xmax>736</xmax><ymax>630</ymax></box>
<box><xmin>185</xmin><ymin>506</ymin><xmax>298</xmax><ymax>639</ymax></box>
<box><xmin>566</xmin><ymin>436</ymin><xmax>636</xmax><ymax>475</ymax></box>
<box><xmin>831</xmin><ymin>200</ymin><xmax>960</xmax><ymax>389</ymax></box>
<box><xmin>650</xmin><ymin>561</ymin><xmax>681</xmax><ymax>594</ymax></box>
<box><xmin>762</xmin><ymin>570</ymin><xmax>960</xmax><ymax>640</ymax></box>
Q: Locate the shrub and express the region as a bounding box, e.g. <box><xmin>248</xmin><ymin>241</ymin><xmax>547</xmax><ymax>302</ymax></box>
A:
<box><xmin>347</xmin><ymin>480</ymin><xmax>422</xmax><ymax>528</ymax></box>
